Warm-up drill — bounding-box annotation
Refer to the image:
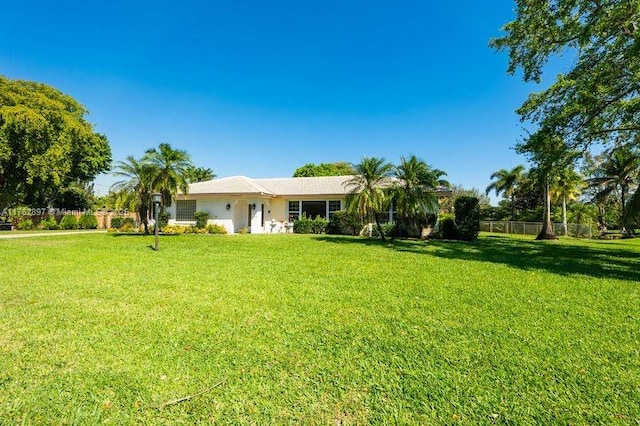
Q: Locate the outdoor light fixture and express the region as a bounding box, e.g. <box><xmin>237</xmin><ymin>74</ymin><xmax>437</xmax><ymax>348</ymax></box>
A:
<box><xmin>251</xmin><ymin>203</ymin><xmax>256</xmax><ymax>210</ymax></box>
<box><xmin>226</xmin><ymin>203</ymin><xmax>231</xmax><ymax>210</ymax></box>
<box><xmin>152</xmin><ymin>193</ymin><xmax>161</xmax><ymax>251</ymax></box>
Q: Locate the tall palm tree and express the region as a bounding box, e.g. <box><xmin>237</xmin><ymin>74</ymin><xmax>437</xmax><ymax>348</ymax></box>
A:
<box><xmin>587</xmin><ymin>146</ymin><xmax>640</xmax><ymax>235</ymax></box>
<box><xmin>551</xmin><ymin>168</ymin><xmax>584</xmax><ymax>236</ymax></box>
<box><xmin>111</xmin><ymin>156</ymin><xmax>155</xmax><ymax>234</ymax></box>
<box><xmin>344</xmin><ymin>157</ymin><xmax>393</xmax><ymax>241</ymax></box>
<box><xmin>185</xmin><ymin>166</ymin><xmax>216</xmax><ymax>183</ymax></box>
<box><xmin>143</xmin><ymin>143</ymin><xmax>193</xmax><ymax>208</ymax></box>
<box><xmin>486</xmin><ymin>165</ymin><xmax>525</xmax><ymax>221</ymax></box>
<box><xmin>393</xmin><ymin>155</ymin><xmax>449</xmax><ymax>237</ymax></box>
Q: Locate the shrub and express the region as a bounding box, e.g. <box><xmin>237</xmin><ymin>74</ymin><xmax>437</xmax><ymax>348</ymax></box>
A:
<box><xmin>158</xmin><ymin>210</ymin><xmax>170</xmax><ymax>229</ymax></box>
<box><xmin>40</xmin><ymin>216</ymin><xmax>59</xmax><ymax>230</ymax></box>
<box><xmin>78</xmin><ymin>213</ymin><xmax>98</xmax><ymax>229</ymax></box>
<box><xmin>194</xmin><ymin>211</ymin><xmax>209</xmax><ymax>229</ymax></box>
<box><xmin>370</xmin><ymin>222</ymin><xmax>396</xmax><ymax>238</ymax></box>
<box><xmin>59</xmin><ymin>215</ymin><xmax>78</xmax><ymax>230</ymax></box>
<box><xmin>119</xmin><ymin>222</ymin><xmax>135</xmax><ymax>233</ymax></box>
<box><xmin>454</xmin><ymin>196</ymin><xmax>480</xmax><ymax>241</ymax></box>
<box><xmin>17</xmin><ymin>219</ymin><xmax>34</xmax><ymax>230</ymax></box>
<box><xmin>294</xmin><ymin>215</ymin><xmax>328</xmax><ymax>234</ymax></box>
<box><xmin>238</xmin><ymin>226</ymin><xmax>249</xmax><ymax>234</ymax></box>
<box><xmin>440</xmin><ymin>216</ymin><xmax>457</xmax><ymax>239</ymax></box>
<box><xmin>206</xmin><ymin>224</ymin><xmax>227</xmax><ymax>234</ymax></box>
<box><xmin>326</xmin><ymin>211</ymin><xmax>361</xmax><ymax>235</ymax></box>
<box><xmin>110</xmin><ymin>217</ymin><xmax>124</xmax><ymax>229</ymax></box>
<box><xmin>122</xmin><ymin>217</ymin><xmax>136</xmax><ymax>228</ymax></box>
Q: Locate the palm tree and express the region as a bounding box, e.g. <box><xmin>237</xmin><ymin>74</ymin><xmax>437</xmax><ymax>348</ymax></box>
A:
<box><xmin>344</xmin><ymin>157</ymin><xmax>393</xmax><ymax>241</ymax></box>
<box><xmin>185</xmin><ymin>166</ymin><xmax>216</xmax><ymax>183</ymax></box>
<box><xmin>587</xmin><ymin>146</ymin><xmax>640</xmax><ymax>235</ymax></box>
<box><xmin>551</xmin><ymin>168</ymin><xmax>584</xmax><ymax>236</ymax></box>
<box><xmin>393</xmin><ymin>155</ymin><xmax>448</xmax><ymax>237</ymax></box>
<box><xmin>143</xmin><ymin>143</ymin><xmax>193</xmax><ymax>208</ymax></box>
<box><xmin>486</xmin><ymin>165</ymin><xmax>525</xmax><ymax>221</ymax></box>
<box><xmin>111</xmin><ymin>156</ymin><xmax>155</xmax><ymax>234</ymax></box>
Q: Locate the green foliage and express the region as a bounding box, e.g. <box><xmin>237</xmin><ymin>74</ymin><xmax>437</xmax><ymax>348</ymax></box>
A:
<box><xmin>16</xmin><ymin>219</ymin><xmax>34</xmax><ymax>230</ymax></box>
<box><xmin>78</xmin><ymin>213</ymin><xmax>98</xmax><ymax>229</ymax></box>
<box><xmin>0</xmin><ymin>76</ymin><xmax>111</xmax><ymax>207</ymax></box>
<box><xmin>492</xmin><ymin>1</ymin><xmax>640</xmax><ymax>156</ymax></box>
<box><xmin>370</xmin><ymin>222</ymin><xmax>396</xmax><ymax>238</ymax></box>
<box><xmin>439</xmin><ymin>215</ymin><xmax>457</xmax><ymax>239</ymax></box>
<box><xmin>39</xmin><ymin>216</ymin><xmax>59</xmax><ymax>230</ymax></box>
<box><xmin>110</xmin><ymin>217</ymin><xmax>124</xmax><ymax>229</ymax></box>
<box><xmin>144</xmin><ymin>143</ymin><xmax>193</xmax><ymax>208</ymax></box>
<box><xmin>293</xmin><ymin>215</ymin><xmax>328</xmax><ymax>234</ymax></box>
<box><xmin>184</xmin><ymin>166</ymin><xmax>215</xmax><ymax>183</ymax></box>
<box><xmin>194</xmin><ymin>211</ymin><xmax>209</xmax><ymax>229</ymax></box>
<box><xmin>59</xmin><ymin>215</ymin><xmax>78</xmax><ymax>230</ymax></box>
<box><xmin>122</xmin><ymin>217</ymin><xmax>135</xmax><ymax>228</ymax></box>
<box><xmin>326</xmin><ymin>211</ymin><xmax>362</xmax><ymax>235</ymax></box>
<box><xmin>292</xmin><ymin>161</ymin><xmax>354</xmax><ymax>177</ymax></box>
<box><xmin>206</xmin><ymin>223</ymin><xmax>227</xmax><ymax>234</ymax></box>
<box><xmin>158</xmin><ymin>210</ymin><xmax>170</xmax><ymax>229</ymax></box>
<box><xmin>454</xmin><ymin>196</ymin><xmax>480</xmax><ymax>241</ymax></box>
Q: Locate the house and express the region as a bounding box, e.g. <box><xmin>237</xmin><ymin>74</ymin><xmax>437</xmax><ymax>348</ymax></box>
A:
<box><xmin>167</xmin><ymin>175</ymin><xmax>450</xmax><ymax>234</ymax></box>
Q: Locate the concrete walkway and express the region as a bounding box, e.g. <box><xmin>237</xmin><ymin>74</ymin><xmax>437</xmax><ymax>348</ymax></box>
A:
<box><xmin>0</xmin><ymin>230</ymin><xmax>107</xmax><ymax>239</ymax></box>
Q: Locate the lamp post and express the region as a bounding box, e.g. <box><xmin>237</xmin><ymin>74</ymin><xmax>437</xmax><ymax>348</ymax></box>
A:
<box><xmin>152</xmin><ymin>193</ymin><xmax>161</xmax><ymax>251</ymax></box>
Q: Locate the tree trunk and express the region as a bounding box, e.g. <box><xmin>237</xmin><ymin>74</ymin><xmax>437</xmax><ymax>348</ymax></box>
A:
<box><xmin>536</xmin><ymin>179</ymin><xmax>557</xmax><ymax>240</ymax></box>
<box><xmin>374</xmin><ymin>213</ymin><xmax>386</xmax><ymax>242</ymax></box>
<box><xmin>620</xmin><ymin>184</ymin><xmax>628</xmax><ymax>236</ymax></box>
<box><xmin>511</xmin><ymin>195</ymin><xmax>517</xmax><ymax>221</ymax></box>
<box><xmin>562</xmin><ymin>196</ymin><xmax>568</xmax><ymax>236</ymax></box>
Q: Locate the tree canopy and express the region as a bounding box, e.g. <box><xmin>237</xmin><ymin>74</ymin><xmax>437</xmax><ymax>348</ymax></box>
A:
<box><xmin>0</xmin><ymin>75</ymin><xmax>111</xmax><ymax>207</ymax></box>
<box><xmin>293</xmin><ymin>161</ymin><xmax>354</xmax><ymax>177</ymax></box>
<box><xmin>491</xmin><ymin>0</ymin><xmax>640</xmax><ymax>155</ymax></box>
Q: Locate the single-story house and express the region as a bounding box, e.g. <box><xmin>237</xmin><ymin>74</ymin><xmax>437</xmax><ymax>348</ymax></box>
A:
<box><xmin>167</xmin><ymin>175</ymin><xmax>450</xmax><ymax>234</ymax></box>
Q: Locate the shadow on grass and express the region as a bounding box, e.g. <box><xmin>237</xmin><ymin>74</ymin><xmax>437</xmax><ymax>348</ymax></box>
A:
<box><xmin>316</xmin><ymin>235</ymin><xmax>640</xmax><ymax>282</ymax></box>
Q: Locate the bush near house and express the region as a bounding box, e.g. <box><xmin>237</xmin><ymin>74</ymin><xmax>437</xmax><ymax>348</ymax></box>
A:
<box><xmin>40</xmin><ymin>216</ymin><xmax>59</xmax><ymax>230</ymax></box>
<box><xmin>293</xmin><ymin>215</ymin><xmax>328</xmax><ymax>234</ymax></box>
<box><xmin>194</xmin><ymin>211</ymin><xmax>209</xmax><ymax>229</ymax></box>
<box><xmin>59</xmin><ymin>215</ymin><xmax>78</xmax><ymax>230</ymax></box>
<box><xmin>17</xmin><ymin>219</ymin><xmax>34</xmax><ymax>230</ymax></box>
<box><xmin>206</xmin><ymin>224</ymin><xmax>227</xmax><ymax>234</ymax></box>
<box><xmin>110</xmin><ymin>217</ymin><xmax>124</xmax><ymax>229</ymax></box>
<box><xmin>326</xmin><ymin>211</ymin><xmax>362</xmax><ymax>235</ymax></box>
<box><xmin>439</xmin><ymin>214</ymin><xmax>457</xmax><ymax>239</ymax></box>
<box><xmin>454</xmin><ymin>196</ymin><xmax>480</xmax><ymax>241</ymax></box>
<box><xmin>78</xmin><ymin>213</ymin><xmax>98</xmax><ymax>229</ymax></box>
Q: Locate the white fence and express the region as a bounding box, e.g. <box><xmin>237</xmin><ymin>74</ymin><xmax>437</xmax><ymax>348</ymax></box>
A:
<box><xmin>480</xmin><ymin>221</ymin><xmax>594</xmax><ymax>238</ymax></box>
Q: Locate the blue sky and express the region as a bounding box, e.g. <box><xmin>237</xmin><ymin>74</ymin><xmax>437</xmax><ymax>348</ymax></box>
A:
<box><xmin>1</xmin><ymin>1</ymin><xmax>541</xmax><ymax>201</ymax></box>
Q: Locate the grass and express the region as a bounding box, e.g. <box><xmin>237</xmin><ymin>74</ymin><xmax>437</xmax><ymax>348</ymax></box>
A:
<box><xmin>0</xmin><ymin>233</ymin><xmax>639</xmax><ymax>424</ymax></box>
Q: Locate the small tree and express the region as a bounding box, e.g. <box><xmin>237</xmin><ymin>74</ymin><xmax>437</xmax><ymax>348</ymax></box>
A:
<box><xmin>454</xmin><ymin>196</ymin><xmax>480</xmax><ymax>241</ymax></box>
<box><xmin>194</xmin><ymin>211</ymin><xmax>209</xmax><ymax>229</ymax></box>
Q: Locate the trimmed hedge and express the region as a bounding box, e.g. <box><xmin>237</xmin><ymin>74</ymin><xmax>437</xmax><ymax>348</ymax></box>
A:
<box><xmin>78</xmin><ymin>213</ymin><xmax>98</xmax><ymax>229</ymax></box>
<box><xmin>59</xmin><ymin>215</ymin><xmax>78</xmax><ymax>230</ymax></box>
<box><xmin>326</xmin><ymin>211</ymin><xmax>362</xmax><ymax>235</ymax></box>
<box><xmin>454</xmin><ymin>196</ymin><xmax>480</xmax><ymax>241</ymax></box>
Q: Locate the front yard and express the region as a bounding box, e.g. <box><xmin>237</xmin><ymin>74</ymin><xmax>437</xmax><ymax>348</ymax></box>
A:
<box><xmin>1</xmin><ymin>233</ymin><xmax>638</xmax><ymax>423</ymax></box>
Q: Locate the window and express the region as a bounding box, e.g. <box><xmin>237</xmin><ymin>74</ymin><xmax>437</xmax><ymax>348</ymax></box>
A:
<box><xmin>176</xmin><ymin>200</ymin><xmax>196</xmax><ymax>221</ymax></box>
<box><xmin>328</xmin><ymin>200</ymin><xmax>341</xmax><ymax>219</ymax></box>
<box><xmin>301</xmin><ymin>201</ymin><xmax>326</xmax><ymax>219</ymax></box>
<box><xmin>287</xmin><ymin>201</ymin><xmax>300</xmax><ymax>221</ymax></box>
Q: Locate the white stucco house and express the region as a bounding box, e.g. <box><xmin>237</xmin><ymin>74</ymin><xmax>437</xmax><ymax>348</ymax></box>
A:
<box><xmin>167</xmin><ymin>175</ymin><xmax>451</xmax><ymax>234</ymax></box>
<box><xmin>166</xmin><ymin>175</ymin><xmax>353</xmax><ymax>234</ymax></box>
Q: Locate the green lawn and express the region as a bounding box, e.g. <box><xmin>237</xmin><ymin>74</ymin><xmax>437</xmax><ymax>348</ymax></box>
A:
<box><xmin>1</xmin><ymin>233</ymin><xmax>639</xmax><ymax>424</ymax></box>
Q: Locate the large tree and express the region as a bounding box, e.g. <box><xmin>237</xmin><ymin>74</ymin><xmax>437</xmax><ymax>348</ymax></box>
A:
<box><xmin>344</xmin><ymin>157</ymin><xmax>393</xmax><ymax>241</ymax></box>
<box><xmin>486</xmin><ymin>165</ymin><xmax>525</xmax><ymax>221</ymax></box>
<box><xmin>392</xmin><ymin>155</ymin><xmax>448</xmax><ymax>237</ymax></box>
<box><xmin>0</xmin><ymin>75</ymin><xmax>111</xmax><ymax>207</ymax></box>
<box><xmin>293</xmin><ymin>161</ymin><xmax>354</xmax><ymax>177</ymax></box>
<box><xmin>491</xmin><ymin>0</ymin><xmax>640</xmax><ymax>155</ymax></box>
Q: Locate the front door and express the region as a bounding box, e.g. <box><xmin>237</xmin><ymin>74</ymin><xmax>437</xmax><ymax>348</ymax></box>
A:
<box><xmin>247</xmin><ymin>204</ymin><xmax>252</xmax><ymax>232</ymax></box>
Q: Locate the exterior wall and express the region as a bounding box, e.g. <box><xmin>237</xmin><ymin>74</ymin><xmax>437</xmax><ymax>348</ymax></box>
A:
<box><xmin>169</xmin><ymin>194</ymin><xmax>347</xmax><ymax>233</ymax></box>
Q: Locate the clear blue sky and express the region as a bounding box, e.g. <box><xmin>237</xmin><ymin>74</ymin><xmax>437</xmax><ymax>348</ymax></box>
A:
<box><xmin>1</xmin><ymin>1</ymin><xmax>540</xmax><ymax>201</ymax></box>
